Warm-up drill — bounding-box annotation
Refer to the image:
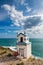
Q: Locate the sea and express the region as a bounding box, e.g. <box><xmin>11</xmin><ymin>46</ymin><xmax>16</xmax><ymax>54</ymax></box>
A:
<box><xmin>0</xmin><ymin>38</ymin><xmax>43</xmax><ymax>58</ymax></box>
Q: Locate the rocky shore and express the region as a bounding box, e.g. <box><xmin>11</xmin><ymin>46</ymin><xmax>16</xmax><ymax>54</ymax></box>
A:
<box><xmin>0</xmin><ymin>46</ymin><xmax>43</xmax><ymax>65</ymax></box>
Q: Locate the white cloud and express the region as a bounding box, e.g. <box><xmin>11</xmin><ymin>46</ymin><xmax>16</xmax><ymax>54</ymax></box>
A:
<box><xmin>2</xmin><ymin>4</ymin><xmax>24</xmax><ymax>26</ymax></box>
<box><xmin>2</xmin><ymin>4</ymin><xmax>43</xmax><ymax>36</ymax></box>
<box><xmin>8</xmin><ymin>30</ymin><xmax>11</xmax><ymax>32</ymax></box>
<box><xmin>26</xmin><ymin>6</ymin><xmax>31</xmax><ymax>12</ymax></box>
<box><xmin>27</xmin><ymin>23</ymin><xmax>43</xmax><ymax>34</ymax></box>
<box><xmin>2</xmin><ymin>4</ymin><xmax>32</xmax><ymax>27</ymax></box>
<box><xmin>20</xmin><ymin>0</ymin><xmax>25</xmax><ymax>5</ymax></box>
<box><xmin>15</xmin><ymin>0</ymin><xmax>27</xmax><ymax>6</ymax></box>
<box><xmin>1</xmin><ymin>4</ymin><xmax>11</xmax><ymax>11</ymax></box>
<box><xmin>14</xmin><ymin>0</ymin><xmax>24</xmax><ymax>5</ymax></box>
<box><xmin>10</xmin><ymin>24</ymin><xmax>14</xmax><ymax>27</ymax></box>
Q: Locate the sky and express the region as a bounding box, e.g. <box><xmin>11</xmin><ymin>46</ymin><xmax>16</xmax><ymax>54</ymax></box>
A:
<box><xmin>0</xmin><ymin>0</ymin><xmax>43</xmax><ymax>38</ymax></box>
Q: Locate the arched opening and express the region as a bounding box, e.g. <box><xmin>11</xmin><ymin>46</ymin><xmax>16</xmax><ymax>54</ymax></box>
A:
<box><xmin>20</xmin><ymin>37</ymin><xmax>23</xmax><ymax>42</ymax></box>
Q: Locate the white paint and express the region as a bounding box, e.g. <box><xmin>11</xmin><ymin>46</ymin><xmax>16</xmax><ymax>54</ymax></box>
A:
<box><xmin>16</xmin><ymin>33</ymin><xmax>31</xmax><ymax>59</ymax></box>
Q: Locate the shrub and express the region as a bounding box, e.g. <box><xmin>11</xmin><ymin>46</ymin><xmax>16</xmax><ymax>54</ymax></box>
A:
<box><xmin>19</xmin><ymin>58</ymin><xmax>22</xmax><ymax>61</ymax></box>
<box><xmin>20</xmin><ymin>62</ymin><xmax>24</xmax><ymax>65</ymax></box>
<box><xmin>16</xmin><ymin>62</ymin><xmax>24</xmax><ymax>65</ymax></box>
<box><xmin>28</xmin><ymin>57</ymin><xmax>35</xmax><ymax>62</ymax></box>
<box><xmin>13</xmin><ymin>51</ymin><xmax>18</xmax><ymax>56</ymax></box>
<box><xmin>0</xmin><ymin>50</ymin><xmax>6</xmax><ymax>55</ymax></box>
<box><xmin>16</xmin><ymin>63</ymin><xmax>20</xmax><ymax>65</ymax></box>
<box><xmin>10</xmin><ymin>64</ymin><xmax>12</xmax><ymax>65</ymax></box>
<box><xmin>7</xmin><ymin>53</ymin><xmax>12</xmax><ymax>57</ymax></box>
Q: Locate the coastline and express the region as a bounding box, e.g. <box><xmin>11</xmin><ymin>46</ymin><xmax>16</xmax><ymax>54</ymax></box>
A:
<box><xmin>32</xmin><ymin>54</ymin><xmax>43</xmax><ymax>60</ymax></box>
<box><xmin>2</xmin><ymin>46</ymin><xmax>17</xmax><ymax>51</ymax></box>
<box><xmin>2</xmin><ymin>46</ymin><xmax>43</xmax><ymax>60</ymax></box>
<box><xmin>0</xmin><ymin>46</ymin><xmax>43</xmax><ymax>65</ymax></box>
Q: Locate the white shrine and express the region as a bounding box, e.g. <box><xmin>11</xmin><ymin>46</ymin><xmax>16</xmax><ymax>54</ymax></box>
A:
<box><xmin>16</xmin><ymin>32</ymin><xmax>31</xmax><ymax>59</ymax></box>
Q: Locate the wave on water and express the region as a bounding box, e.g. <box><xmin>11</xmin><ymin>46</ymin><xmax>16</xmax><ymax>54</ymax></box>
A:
<box><xmin>0</xmin><ymin>38</ymin><xmax>43</xmax><ymax>58</ymax></box>
<box><xmin>32</xmin><ymin>54</ymin><xmax>43</xmax><ymax>60</ymax></box>
<box><xmin>2</xmin><ymin>46</ymin><xmax>17</xmax><ymax>51</ymax></box>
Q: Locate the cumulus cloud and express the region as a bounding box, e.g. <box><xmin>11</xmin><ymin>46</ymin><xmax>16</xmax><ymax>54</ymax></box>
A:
<box><xmin>19</xmin><ymin>0</ymin><xmax>25</xmax><ymax>5</ymax></box>
<box><xmin>24</xmin><ymin>16</ymin><xmax>41</xmax><ymax>29</ymax></box>
<box><xmin>26</xmin><ymin>6</ymin><xmax>31</xmax><ymax>12</ymax></box>
<box><xmin>2</xmin><ymin>4</ymin><xmax>24</xmax><ymax>26</ymax></box>
<box><xmin>14</xmin><ymin>0</ymin><xmax>28</xmax><ymax>6</ymax></box>
<box><xmin>2</xmin><ymin>4</ymin><xmax>43</xmax><ymax>35</ymax></box>
<box><xmin>1</xmin><ymin>4</ymin><xmax>11</xmax><ymax>11</ymax></box>
<box><xmin>26</xmin><ymin>22</ymin><xmax>43</xmax><ymax>34</ymax></box>
<box><xmin>2</xmin><ymin>4</ymin><xmax>32</xmax><ymax>27</ymax></box>
<box><xmin>14</xmin><ymin>0</ymin><xmax>25</xmax><ymax>5</ymax></box>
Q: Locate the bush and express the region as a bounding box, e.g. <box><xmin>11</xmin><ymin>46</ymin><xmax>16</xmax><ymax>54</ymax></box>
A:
<box><xmin>13</xmin><ymin>51</ymin><xmax>18</xmax><ymax>56</ymax></box>
<box><xmin>0</xmin><ymin>50</ymin><xmax>6</xmax><ymax>55</ymax></box>
<box><xmin>17</xmin><ymin>63</ymin><xmax>20</xmax><ymax>65</ymax></box>
<box><xmin>20</xmin><ymin>62</ymin><xmax>24</xmax><ymax>65</ymax></box>
<box><xmin>7</xmin><ymin>53</ymin><xmax>12</xmax><ymax>57</ymax></box>
<box><xmin>10</xmin><ymin>64</ymin><xmax>12</xmax><ymax>65</ymax></box>
<box><xmin>17</xmin><ymin>62</ymin><xmax>24</xmax><ymax>65</ymax></box>
<box><xmin>28</xmin><ymin>57</ymin><xmax>35</xmax><ymax>62</ymax></box>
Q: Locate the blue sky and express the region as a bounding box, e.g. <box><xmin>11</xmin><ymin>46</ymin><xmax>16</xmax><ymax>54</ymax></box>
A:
<box><xmin>0</xmin><ymin>0</ymin><xmax>43</xmax><ymax>38</ymax></box>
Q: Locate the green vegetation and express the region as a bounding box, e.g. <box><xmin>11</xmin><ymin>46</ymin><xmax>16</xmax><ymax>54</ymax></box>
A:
<box><xmin>17</xmin><ymin>62</ymin><xmax>24</xmax><ymax>65</ymax></box>
<box><xmin>20</xmin><ymin>62</ymin><xmax>24</xmax><ymax>65</ymax></box>
<box><xmin>27</xmin><ymin>57</ymin><xmax>35</xmax><ymax>62</ymax></box>
<box><xmin>7</xmin><ymin>53</ymin><xmax>12</xmax><ymax>57</ymax></box>
<box><xmin>0</xmin><ymin>50</ymin><xmax>6</xmax><ymax>55</ymax></box>
<box><xmin>0</xmin><ymin>46</ymin><xmax>13</xmax><ymax>57</ymax></box>
<box><xmin>10</xmin><ymin>64</ymin><xmax>12</xmax><ymax>65</ymax></box>
<box><xmin>0</xmin><ymin>46</ymin><xmax>43</xmax><ymax>65</ymax></box>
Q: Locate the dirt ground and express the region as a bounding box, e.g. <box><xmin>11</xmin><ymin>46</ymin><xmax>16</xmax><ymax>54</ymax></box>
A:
<box><xmin>0</xmin><ymin>56</ymin><xmax>43</xmax><ymax>65</ymax></box>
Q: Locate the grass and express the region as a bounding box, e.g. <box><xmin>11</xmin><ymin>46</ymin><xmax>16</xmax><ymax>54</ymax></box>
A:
<box><xmin>17</xmin><ymin>62</ymin><xmax>24</xmax><ymax>65</ymax></box>
<box><xmin>0</xmin><ymin>46</ymin><xmax>13</xmax><ymax>57</ymax></box>
<box><xmin>0</xmin><ymin>46</ymin><xmax>43</xmax><ymax>65</ymax></box>
<box><xmin>27</xmin><ymin>56</ymin><xmax>35</xmax><ymax>62</ymax></box>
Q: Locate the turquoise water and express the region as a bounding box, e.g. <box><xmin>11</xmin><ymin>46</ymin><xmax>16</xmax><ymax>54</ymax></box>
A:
<box><xmin>0</xmin><ymin>38</ymin><xmax>16</xmax><ymax>46</ymax></box>
<box><xmin>0</xmin><ymin>38</ymin><xmax>43</xmax><ymax>58</ymax></box>
<box><xmin>30</xmin><ymin>38</ymin><xmax>43</xmax><ymax>58</ymax></box>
